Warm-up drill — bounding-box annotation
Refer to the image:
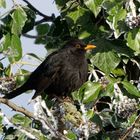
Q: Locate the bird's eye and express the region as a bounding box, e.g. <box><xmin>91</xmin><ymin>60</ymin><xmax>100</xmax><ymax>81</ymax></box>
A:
<box><xmin>75</xmin><ymin>44</ymin><xmax>81</xmax><ymax>48</ymax></box>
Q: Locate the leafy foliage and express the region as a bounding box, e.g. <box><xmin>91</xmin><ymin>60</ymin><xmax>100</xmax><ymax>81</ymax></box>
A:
<box><xmin>0</xmin><ymin>0</ymin><xmax>140</xmax><ymax>140</ymax></box>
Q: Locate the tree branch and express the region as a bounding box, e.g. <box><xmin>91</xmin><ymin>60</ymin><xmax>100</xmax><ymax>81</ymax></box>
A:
<box><xmin>0</xmin><ymin>97</ymin><xmax>33</xmax><ymax>118</ymax></box>
<box><xmin>22</xmin><ymin>0</ymin><xmax>55</xmax><ymax>21</ymax></box>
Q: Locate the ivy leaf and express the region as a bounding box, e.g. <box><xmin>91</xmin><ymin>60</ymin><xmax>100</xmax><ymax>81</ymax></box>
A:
<box><xmin>66</xmin><ymin>131</ymin><xmax>77</xmax><ymax>140</ymax></box>
<box><xmin>0</xmin><ymin>0</ymin><xmax>6</xmax><ymax>8</ymax></box>
<box><xmin>67</xmin><ymin>6</ymin><xmax>88</xmax><ymax>24</ymax></box>
<box><xmin>1</xmin><ymin>33</ymin><xmax>11</xmax><ymax>51</ymax></box>
<box><xmin>91</xmin><ymin>39</ymin><xmax>120</xmax><ymax>74</ymax></box>
<box><xmin>103</xmin><ymin>1</ymin><xmax>127</xmax><ymax>38</ymax></box>
<box><xmin>26</xmin><ymin>53</ymin><xmax>43</xmax><ymax>62</ymax></box>
<box><xmin>81</xmin><ymin>81</ymin><xmax>102</xmax><ymax>103</ymax></box>
<box><xmin>55</xmin><ymin>0</ymin><xmax>69</xmax><ymax>10</ymax></box>
<box><xmin>8</xmin><ymin>35</ymin><xmax>22</xmax><ymax>63</ymax></box>
<box><xmin>84</xmin><ymin>0</ymin><xmax>103</xmax><ymax>17</ymax></box>
<box><xmin>35</xmin><ymin>23</ymin><xmax>50</xmax><ymax>44</ymax></box>
<box><xmin>122</xmin><ymin>81</ymin><xmax>140</xmax><ymax>98</ymax></box>
<box><xmin>126</xmin><ymin>28</ymin><xmax>140</xmax><ymax>53</ymax></box>
<box><xmin>11</xmin><ymin>114</ymin><xmax>31</xmax><ymax>127</ymax></box>
<box><xmin>11</xmin><ymin>7</ymin><xmax>27</xmax><ymax>35</ymax></box>
<box><xmin>66</xmin><ymin>6</ymin><xmax>94</xmax><ymax>38</ymax></box>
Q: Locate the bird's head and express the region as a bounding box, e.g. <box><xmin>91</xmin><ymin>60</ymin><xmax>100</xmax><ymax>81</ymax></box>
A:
<box><xmin>65</xmin><ymin>39</ymin><xmax>96</xmax><ymax>52</ymax></box>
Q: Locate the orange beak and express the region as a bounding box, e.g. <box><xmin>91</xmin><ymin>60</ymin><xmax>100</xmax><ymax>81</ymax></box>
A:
<box><xmin>84</xmin><ymin>44</ymin><xmax>96</xmax><ymax>50</ymax></box>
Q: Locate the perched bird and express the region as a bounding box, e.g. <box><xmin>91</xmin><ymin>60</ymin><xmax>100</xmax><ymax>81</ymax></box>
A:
<box><xmin>4</xmin><ymin>39</ymin><xmax>96</xmax><ymax>99</ymax></box>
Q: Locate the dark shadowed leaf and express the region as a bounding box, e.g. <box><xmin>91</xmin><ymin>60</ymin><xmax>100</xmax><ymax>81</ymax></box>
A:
<box><xmin>91</xmin><ymin>113</ymin><xmax>102</xmax><ymax>128</ymax></box>
<box><xmin>26</xmin><ymin>53</ymin><xmax>43</xmax><ymax>62</ymax></box>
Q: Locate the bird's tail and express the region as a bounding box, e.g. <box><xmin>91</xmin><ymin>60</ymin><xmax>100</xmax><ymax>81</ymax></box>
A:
<box><xmin>3</xmin><ymin>83</ymin><xmax>30</xmax><ymax>99</ymax></box>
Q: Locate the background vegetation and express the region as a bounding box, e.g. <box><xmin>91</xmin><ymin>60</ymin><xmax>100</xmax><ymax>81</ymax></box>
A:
<box><xmin>0</xmin><ymin>0</ymin><xmax>140</xmax><ymax>139</ymax></box>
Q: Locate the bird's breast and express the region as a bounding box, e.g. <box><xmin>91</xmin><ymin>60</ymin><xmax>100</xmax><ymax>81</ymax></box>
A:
<box><xmin>46</xmin><ymin>58</ymin><xmax>88</xmax><ymax>96</ymax></box>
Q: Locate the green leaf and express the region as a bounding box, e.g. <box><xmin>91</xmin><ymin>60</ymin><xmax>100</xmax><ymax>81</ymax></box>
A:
<box><xmin>103</xmin><ymin>1</ymin><xmax>127</xmax><ymax>38</ymax></box>
<box><xmin>67</xmin><ymin>6</ymin><xmax>88</xmax><ymax>24</ymax></box>
<box><xmin>22</xmin><ymin>7</ymin><xmax>36</xmax><ymax>33</ymax></box>
<box><xmin>91</xmin><ymin>113</ymin><xmax>102</xmax><ymax>128</ymax></box>
<box><xmin>126</xmin><ymin>28</ymin><xmax>140</xmax><ymax>53</ymax></box>
<box><xmin>91</xmin><ymin>39</ymin><xmax>120</xmax><ymax>74</ymax></box>
<box><xmin>104</xmin><ymin>82</ymin><xmax>114</xmax><ymax>97</ymax></box>
<box><xmin>11</xmin><ymin>7</ymin><xmax>27</xmax><ymax>35</ymax></box>
<box><xmin>81</xmin><ymin>81</ymin><xmax>102</xmax><ymax>103</ymax></box>
<box><xmin>36</xmin><ymin>23</ymin><xmax>50</xmax><ymax>35</ymax></box>
<box><xmin>86</xmin><ymin>109</ymin><xmax>94</xmax><ymax>120</ymax></box>
<box><xmin>84</xmin><ymin>0</ymin><xmax>103</xmax><ymax>17</ymax></box>
<box><xmin>66</xmin><ymin>131</ymin><xmax>77</xmax><ymax>140</ymax></box>
<box><xmin>122</xmin><ymin>81</ymin><xmax>140</xmax><ymax>98</ymax></box>
<box><xmin>7</xmin><ymin>35</ymin><xmax>22</xmax><ymax>63</ymax></box>
<box><xmin>0</xmin><ymin>0</ymin><xmax>6</xmax><ymax>8</ymax></box>
<box><xmin>11</xmin><ymin>114</ymin><xmax>31</xmax><ymax>127</ymax></box>
<box><xmin>112</xmin><ymin>68</ymin><xmax>125</xmax><ymax>76</ymax></box>
<box><xmin>35</xmin><ymin>24</ymin><xmax>50</xmax><ymax>44</ymax></box>
<box><xmin>1</xmin><ymin>33</ymin><xmax>11</xmax><ymax>51</ymax></box>
<box><xmin>55</xmin><ymin>0</ymin><xmax>69</xmax><ymax>10</ymax></box>
<box><xmin>26</xmin><ymin>53</ymin><xmax>43</xmax><ymax>61</ymax></box>
<box><xmin>16</xmin><ymin>69</ymin><xmax>30</xmax><ymax>86</ymax></box>
<box><xmin>5</xmin><ymin>64</ymin><xmax>12</xmax><ymax>77</ymax></box>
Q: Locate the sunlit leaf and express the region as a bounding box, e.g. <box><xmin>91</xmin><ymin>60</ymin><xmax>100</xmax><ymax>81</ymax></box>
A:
<box><xmin>81</xmin><ymin>81</ymin><xmax>102</xmax><ymax>103</ymax></box>
<box><xmin>112</xmin><ymin>68</ymin><xmax>125</xmax><ymax>76</ymax></box>
<box><xmin>126</xmin><ymin>28</ymin><xmax>140</xmax><ymax>53</ymax></box>
<box><xmin>5</xmin><ymin>64</ymin><xmax>12</xmax><ymax>77</ymax></box>
<box><xmin>11</xmin><ymin>114</ymin><xmax>31</xmax><ymax>127</ymax></box>
<box><xmin>86</xmin><ymin>109</ymin><xmax>94</xmax><ymax>120</ymax></box>
<box><xmin>84</xmin><ymin>0</ymin><xmax>103</xmax><ymax>17</ymax></box>
<box><xmin>122</xmin><ymin>81</ymin><xmax>140</xmax><ymax>98</ymax></box>
<box><xmin>8</xmin><ymin>35</ymin><xmax>22</xmax><ymax>63</ymax></box>
<box><xmin>0</xmin><ymin>0</ymin><xmax>6</xmax><ymax>8</ymax></box>
<box><xmin>66</xmin><ymin>131</ymin><xmax>77</xmax><ymax>140</ymax></box>
<box><xmin>1</xmin><ymin>33</ymin><xmax>11</xmax><ymax>51</ymax></box>
<box><xmin>91</xmin><ymin>39</ymin><xmax>120</xmax><ymax>74</ymax></box>
<box><xmin>11</xmin><ymin>7</ymin><xmax>27</xmax><ymax>35</ymax></box>
<box><xmin>16</xmin><ymin>69</ymin><xmax>30</xmax><ymax>86</ymax></box>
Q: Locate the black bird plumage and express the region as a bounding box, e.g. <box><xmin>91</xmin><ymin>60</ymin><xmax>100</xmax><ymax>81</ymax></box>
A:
<box><xmin>4</xmin><ymin>39</ymin><xmax>96</xmax><ymax>99</ymax></box>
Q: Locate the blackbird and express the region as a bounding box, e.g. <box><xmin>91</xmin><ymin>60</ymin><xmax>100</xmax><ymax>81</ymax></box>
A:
<box><xmin>4</xmin><ymin>39</ymin><xmax>96</xmax><ymax>99</ymax></box>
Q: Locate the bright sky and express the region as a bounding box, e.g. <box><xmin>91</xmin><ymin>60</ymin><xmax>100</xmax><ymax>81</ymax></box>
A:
<box><xmin>0</xmin><ymin>0</ymin><xmax>59</xmax><ymax>117</ymax></box>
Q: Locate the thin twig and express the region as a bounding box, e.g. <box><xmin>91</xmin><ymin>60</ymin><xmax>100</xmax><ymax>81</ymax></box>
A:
<box><xmin>0</xmin><ymin>97</ymin><xmax>33</xmax><ymax>118</ymax></box>
<box><xmin>119</xmin><ymin>115</ymin><xmax>140</xmax><ymax>140</ymax></box>
<box><xmin>22</xmin><ymin>33</ymin><xmax>46</xmax><ymax>39</ymax></box>
<box><xmin>0</xmin><ymin>56</ymin><xmax>6</xmax><ymax>61</ymax></box>
<box><xmin>22</xmin><ymin>0</ymin><xmax>55</xmax><ymax>21</ymax></box>
<box><xmin>35</xmin><ymin>18</ymin><xmax>49</xmax><ymax>25</ymax></box>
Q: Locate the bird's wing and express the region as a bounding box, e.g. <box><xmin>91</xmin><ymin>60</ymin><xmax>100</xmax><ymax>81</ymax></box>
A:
<box><xmin>28</xmin><ymin>52</ymin><xmax>63</xmax><ymax>98</ymax></box>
